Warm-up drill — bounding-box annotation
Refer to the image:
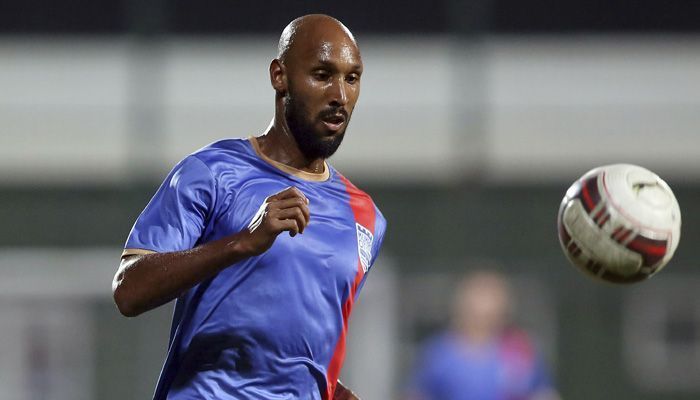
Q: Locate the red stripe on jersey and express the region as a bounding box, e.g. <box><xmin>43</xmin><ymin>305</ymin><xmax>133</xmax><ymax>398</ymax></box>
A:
<box><xmin>325</xmin><ymin>175</ymin><xmax>376</xmax><ymax>400</ymax></box>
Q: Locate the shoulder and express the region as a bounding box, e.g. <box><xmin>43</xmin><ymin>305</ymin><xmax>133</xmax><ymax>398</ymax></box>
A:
<box><xmin>334</xmin><ymin>169</ymin><xmax>383</xmax><ymax>218</ymax></box>
<box><xmin>335</xmin><ymin>169</ymin><xmax>371</xmax><ymax>201</ymax></box>
<box><xmin>189</xmin><ymin>138</ymin><xmax>252</xmax><ymax>167</ymax></box>
<box><xmin>167</xmin><ymin>154</ymin><xmax>214</xmax><ymax>186</ymax></box>
<box><xmin>334</xmin><ymin>170</ymin><xmax>387</xmax><ymax>232</ymax></box>
<box><xmin>176</xmin><ymin>137</ymin><xmax>259</xmax><ymax>184</ymax></box>
<box><xmin>162</xmin><ymin>138</ymin><xmax>254</xmax><ymax>194</ymax></box>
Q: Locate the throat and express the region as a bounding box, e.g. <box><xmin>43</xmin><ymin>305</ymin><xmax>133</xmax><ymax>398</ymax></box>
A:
<box><xmin>251</xmin><ymin>135</ymin><xmax>329</xmax><ymax>180</ymax></box>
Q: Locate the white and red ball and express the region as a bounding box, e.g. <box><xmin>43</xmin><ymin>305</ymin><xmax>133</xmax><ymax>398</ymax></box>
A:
<box><xmin>557</xmin><ymin>164</ymin><xmax>681</xmax><ymax>283</ymax></box>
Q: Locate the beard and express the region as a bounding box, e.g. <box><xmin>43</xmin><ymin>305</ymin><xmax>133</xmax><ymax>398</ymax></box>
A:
<box><xmin>284</xmin><ymin>94</ymin><xmax>346</xmax><ymax>160</ymax></box>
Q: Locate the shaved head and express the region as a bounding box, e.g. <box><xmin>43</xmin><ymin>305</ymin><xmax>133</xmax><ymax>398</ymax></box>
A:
<box><xmin>268</xmin><ymin>14</ymin><xmax>363</xmax><ymax>161</ymax></box>
<box><xmin>277</xmin><ymin>14</ymin><xmax>358</xmax><ymax>64</ymax></box>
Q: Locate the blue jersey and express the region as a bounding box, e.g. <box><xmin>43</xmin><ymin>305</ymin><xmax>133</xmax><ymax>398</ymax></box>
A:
<box><xmin>408</xmin><ymin>330</ymin><xmax>554</xmax><ymax>400</ymax></box>
<box><xmin>123</xmin><ymin>137</ymin><xmax>387</xmax><ymax>400</ymax></box>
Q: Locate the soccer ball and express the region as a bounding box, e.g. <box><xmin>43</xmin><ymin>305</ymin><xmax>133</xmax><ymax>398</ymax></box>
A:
<box><xmin>557</xmin><ymin>164</ymin><xmax>681</xmax><ymax>283</ymax></box>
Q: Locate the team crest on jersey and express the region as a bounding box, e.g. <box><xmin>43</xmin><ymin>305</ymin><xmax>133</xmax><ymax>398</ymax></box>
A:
<box><xmin>356</xmin><ymin>223</ymin><xmax>374</xmax><ymax>272</ymax></box>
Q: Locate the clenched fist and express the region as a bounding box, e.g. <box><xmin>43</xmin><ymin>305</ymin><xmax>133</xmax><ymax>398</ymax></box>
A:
<box><xmin>242</xmin><ymin>186</ymin><xmax>311</xmax><ymax>256</ymax></box>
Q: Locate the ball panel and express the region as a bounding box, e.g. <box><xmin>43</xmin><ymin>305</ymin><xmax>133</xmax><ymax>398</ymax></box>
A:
<box><xmin>579</xmin><ymin>175</ymin><xmax>601</xmax><ymax>213</ymax></box>
<box><xmin>624</xmin><ymin>235</ymin><xmax>667</xmax><ymax>269</ymax></box>
<box><xmin>601</xmin><ymin>165</ymin><xmax>679</xmax><ymax>234</ymax></box>
<box><xmin>559</xmin><ymin>220</ymin><xmax>650</xmax><ymax>284</ymax></box>
<box><xmin>560</xmin><ymin>198</ymin><xmax>644</xmax><ymax>279</ymax></box>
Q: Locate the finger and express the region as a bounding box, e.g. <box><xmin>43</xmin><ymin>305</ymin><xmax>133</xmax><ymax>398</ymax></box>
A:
<box><xmin>268</xmin><ymin>186</ymin><xmax>308</xmax><ymax>203</ymax></box>
<box><xmin>269</xmin><ymin>198</ymin><xmax>311</xmax><ymax>225</ymax></box>
<box><xmin>274</xmin><ymin>218</ymin><xmax>300</xmax><ymax>237</ymax></box>
<box><xmin>269</xmin><ymin>197</ymin><xmax>305</xmax><ymax>209</ymax></box>
<box><xmin>267</xmin><ymin>188</ymin><xmax>292</xmax><ymax>201</ymax></box>
<box><xmin>272</xmin><ymin>207</ymin><xmax>308</xmax><ymax>233</ymax></box>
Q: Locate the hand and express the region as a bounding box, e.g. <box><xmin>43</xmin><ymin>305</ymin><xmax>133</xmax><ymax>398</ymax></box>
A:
<box><xmin>242</xmin><ymin>186</ymin><xmax>310</xmax><ymax>255</ymax></box>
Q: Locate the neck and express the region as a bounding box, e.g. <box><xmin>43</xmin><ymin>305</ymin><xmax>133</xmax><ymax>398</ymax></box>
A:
<box><xmin>256</xmin><ymin>110</ymin><xmax>326</xmax><ymax>175</ymax></box>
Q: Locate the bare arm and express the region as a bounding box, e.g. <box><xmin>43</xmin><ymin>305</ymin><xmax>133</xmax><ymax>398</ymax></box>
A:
<box><xmin>112</xmin><ymin>187</ymin><xmax>310</xmax><ymax>317</ymax></box>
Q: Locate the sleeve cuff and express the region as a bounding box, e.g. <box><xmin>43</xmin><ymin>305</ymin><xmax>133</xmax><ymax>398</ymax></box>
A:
<box><xmin>121</xmin><ymin>248</ymin><xmax>158</xmax><ymax>258</ymax></box>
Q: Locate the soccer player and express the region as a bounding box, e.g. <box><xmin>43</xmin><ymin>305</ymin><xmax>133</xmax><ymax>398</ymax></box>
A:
<box><xmin>112</xmin><ymin>14</ymin><xmax>386</xmax><ymax>400</ymax></box>
<box><xmin>405</xmin><ymin>271</ymin><xmax>560</xmax><ymax>400</ymax></box>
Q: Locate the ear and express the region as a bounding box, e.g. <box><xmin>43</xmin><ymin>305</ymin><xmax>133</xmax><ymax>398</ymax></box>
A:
<box><xmin>269</xmin><ymin>59</ymin><xmax>288</xmax><ymax>95</ymax></box>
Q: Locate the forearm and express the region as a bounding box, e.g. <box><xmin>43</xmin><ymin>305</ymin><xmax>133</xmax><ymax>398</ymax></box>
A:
<box><xmin>113</xmin><ymin>230</ymin><xmax>255</xmax><ymax>317</ymax></box>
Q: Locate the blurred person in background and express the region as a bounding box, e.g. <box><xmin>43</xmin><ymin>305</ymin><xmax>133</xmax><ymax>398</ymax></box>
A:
<box><xmin>405</xmin><ymin>271</ymin><xmax>560</xmax><ymax>400</ymax></box>
<box><xmin>111</xmin><ymin>14</ymin><xmax>385</xmax><ymax>400</ymax></box>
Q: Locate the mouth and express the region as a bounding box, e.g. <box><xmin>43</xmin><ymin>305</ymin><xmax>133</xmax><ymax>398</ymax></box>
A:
<box><xmin>320</xmin><ymin>113</ymin><xmax>347</xmax><ymax>133</ymax></box>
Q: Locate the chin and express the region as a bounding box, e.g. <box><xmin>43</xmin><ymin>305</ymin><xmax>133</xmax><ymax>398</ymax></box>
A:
<box><xmin>321</xmin><ymin>129</ymin><xmax>345</xmax><ymax>139</ymax></box>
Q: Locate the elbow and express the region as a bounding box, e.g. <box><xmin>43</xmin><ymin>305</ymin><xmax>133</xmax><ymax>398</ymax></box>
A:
<box><xmin>113</xmin><ymin>289</ymin><xmax>138</xmax><ymax>317</ymax></box>
<box><xmin>114</xmin><ymin>298</ymin><xmax>139</xmax><ymax>318</ymax></box>
<box><xmin>114</xmin><ymin>291</ymin><xmax>142</xmax><ymax>317</ymax></box>
<box><xmin>113</xmin><ymin>257</ymin><xmax>146</xmax><ymax>317</ymax></box>
<box><xmin>112</xmin><ymin>281</ymin><xmax>143</xmax><ymax>318</ymax></box>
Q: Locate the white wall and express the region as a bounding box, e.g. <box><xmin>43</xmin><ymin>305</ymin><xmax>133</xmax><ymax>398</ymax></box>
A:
<box><xmin>2</xmin><ymin>36</ymin><xmax>699</xmax><ymax>184</ymax></box>
<box><xmin>485</xmin><ymin>36</ymin><xmax>700</xmax><ymax>183</ymax></box>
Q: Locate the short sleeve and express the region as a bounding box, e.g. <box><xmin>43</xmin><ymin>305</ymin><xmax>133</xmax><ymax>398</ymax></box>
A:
<box><xmin>370</xmin><ymin>206</ymin><xmax>387</xmax><ymax>267</ymax></box>
<box><xmin>352</xmin><ymin>205</ymin><xmax>386</xmax><ymax>300</ymax></box>
<box><xmin>124</xmin><ymin>155</ymin><xmax>216</xmax><ymax>254</ymax></box>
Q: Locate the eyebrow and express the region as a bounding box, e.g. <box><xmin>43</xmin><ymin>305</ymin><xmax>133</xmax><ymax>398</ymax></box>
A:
<box><xmin>313</xmin><ymin>59</ymin><xmax>363</xmax><ymax>72</ymax></box>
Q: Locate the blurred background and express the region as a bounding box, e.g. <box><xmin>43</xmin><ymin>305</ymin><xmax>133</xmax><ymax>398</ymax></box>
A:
<box><xmin>2</xmin><ymin>1</ymin><xmax>700</xmax><ymax>399</ymax></box>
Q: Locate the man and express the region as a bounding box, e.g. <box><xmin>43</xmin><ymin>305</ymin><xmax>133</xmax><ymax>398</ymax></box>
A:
<box><xmin>112</xmin><ymin>14</ymin><xmax>386</xmax><ymax>400</ymax></box>
<box><xmin>405</xmin><ymin>271</ymin><xmax>560</xmax><ymax>400</ymax></box>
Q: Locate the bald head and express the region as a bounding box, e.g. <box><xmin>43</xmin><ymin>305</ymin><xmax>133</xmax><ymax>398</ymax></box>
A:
<box><xmin>267</xmin><ymin>15</ymin><xmax>363</xmax><ymax>162</ymax></box>
<box><xmin>277</xmin><ymin>14</ymin><xmax>359</xmax><ymax>64</ymax></box>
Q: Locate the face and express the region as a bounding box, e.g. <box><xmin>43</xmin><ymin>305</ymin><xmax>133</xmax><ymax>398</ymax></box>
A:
<box><xmin>283</xmin><ymin>36</ymin><xmax>363</xmax><ymax>160</ymax></box>
<box><xmin>455</xmin><ymin>274</ymin><xmax>511</xmax><ymax>336</ymax></box>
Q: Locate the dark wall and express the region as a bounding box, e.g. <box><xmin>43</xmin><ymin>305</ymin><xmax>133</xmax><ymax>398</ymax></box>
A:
<box><xmin>2</xmin><ymin>0</ymin><xmax>700</xmax><ymax>35</ymax></box>
<box><xmin>3</xmin><ymin>181</ymin><xmax>697</xmax><ymax>268</ymax></box>
<box><xmin>3</xmin><ymin>181</ymin><xmax>698</xmax><ymax>399</ymax></box>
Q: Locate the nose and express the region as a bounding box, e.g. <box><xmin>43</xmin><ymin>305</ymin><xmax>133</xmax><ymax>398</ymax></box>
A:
<box><xmin>328</xmin><ymin>78</ymin><xmax>348</xmax><ymax>107</ymax></box>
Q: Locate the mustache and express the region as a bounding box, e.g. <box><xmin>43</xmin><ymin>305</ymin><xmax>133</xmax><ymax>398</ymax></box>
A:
<box><xmin>318</xmin><ymin>107</ymin><xmax>348</xmax><ymax>120</ymax></box>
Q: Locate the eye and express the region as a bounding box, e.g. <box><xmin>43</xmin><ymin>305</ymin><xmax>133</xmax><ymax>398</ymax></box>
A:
<box><xmin>346</xmin><ymin>73</ymin><xmax>360</xmax><ymax>84</ymax></box>
<box><xmin>313</xmin><ymin>70</ymin><xmax>330</xmax><ymax>81</ymax></box>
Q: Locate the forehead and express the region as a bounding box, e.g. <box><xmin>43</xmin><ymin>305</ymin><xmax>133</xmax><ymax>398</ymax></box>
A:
<box><xmin>293</xmin><ymin>34</ymin><xmax>362</xmax><ymax>68</ymax></box>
